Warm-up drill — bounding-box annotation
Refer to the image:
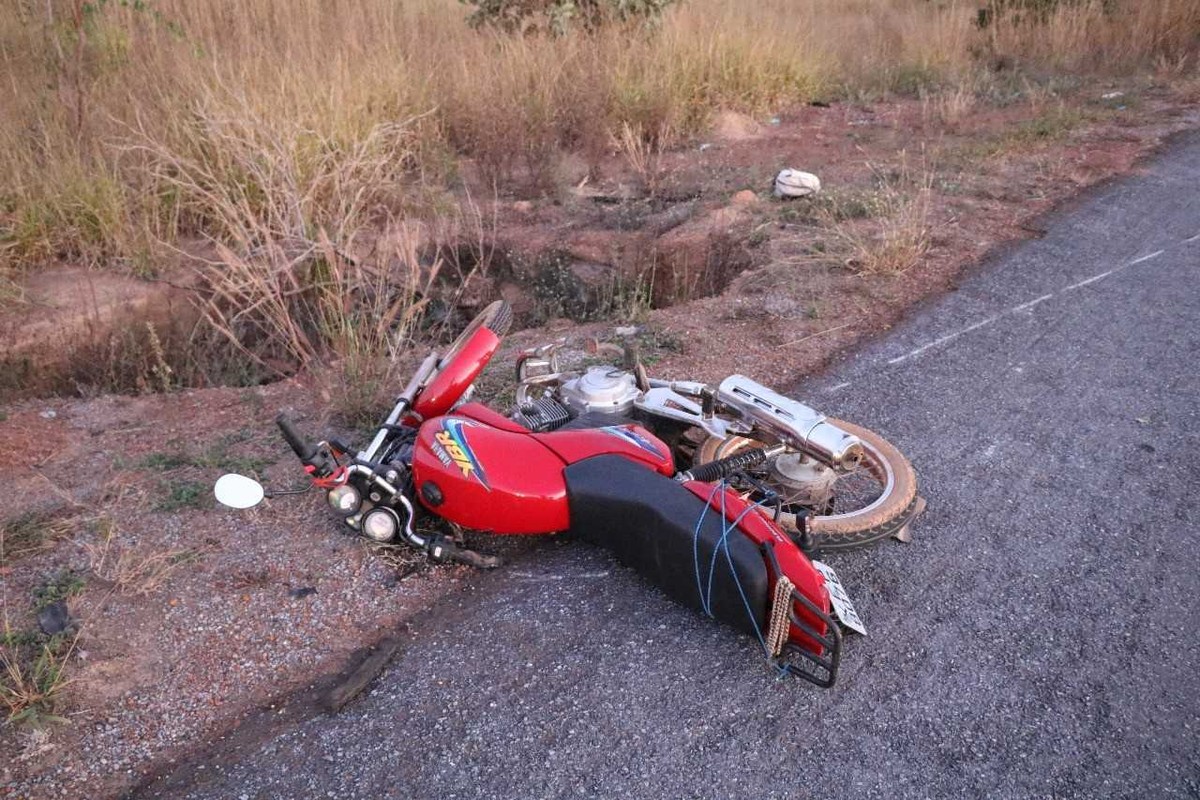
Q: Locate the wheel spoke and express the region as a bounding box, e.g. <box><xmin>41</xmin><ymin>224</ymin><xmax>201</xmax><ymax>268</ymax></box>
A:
<box><xmin>695</xmin><ymin>418</ymin><xmax>916</xmax><ymax>549</ymax></box>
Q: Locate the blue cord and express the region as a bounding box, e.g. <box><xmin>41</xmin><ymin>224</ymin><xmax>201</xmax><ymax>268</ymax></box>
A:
<box><xmin>691</xmin><ymin>481</ymin><xmax>723</xmax><ymax>617</ymax></box>
<box><xmin>690</xmin><ymin>479</ymin><xmax>774</xmax><ymax>656</ymax></box>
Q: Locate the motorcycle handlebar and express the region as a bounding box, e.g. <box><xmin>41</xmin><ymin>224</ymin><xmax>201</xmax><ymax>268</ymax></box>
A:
<box><xmin>275</xmin><ymin>413</ymin><xmax>317</xmax><ymax>462</ymax></box>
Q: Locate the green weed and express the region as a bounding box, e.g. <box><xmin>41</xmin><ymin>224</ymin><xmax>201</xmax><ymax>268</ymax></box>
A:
<box><xmin>32</xmin><ymin>569</ymin><xmax>87</xmax><ymax>612</ymax></box>
<box><xmin>139</xmin><ymin>433</ymin><xmax>271</xmax><ymax>477</ymax></box>
<box><xmin>155</xmin><ymin>479</ymin><xmax>208</xmax><ymax>512</ymax></box>
<box><xmin>0</xmin><ymin>625</ymin><xmax>77</xmax><ymax>726</ymax></box>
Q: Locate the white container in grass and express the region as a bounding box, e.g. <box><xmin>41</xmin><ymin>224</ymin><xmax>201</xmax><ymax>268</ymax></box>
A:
<box><xmin>773</xmin><ymin>169</ymin><xmax>821</xmax><ymax>199</ymax></box>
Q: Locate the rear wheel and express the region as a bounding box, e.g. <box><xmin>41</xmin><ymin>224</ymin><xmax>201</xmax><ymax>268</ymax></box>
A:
<box><xmin>694</xmin><ymin>418</ymin><xmax>921</xmax><ymax>551</ymax></box>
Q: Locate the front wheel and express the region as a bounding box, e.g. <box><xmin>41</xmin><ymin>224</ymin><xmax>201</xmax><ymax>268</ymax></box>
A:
<box><xmin>411</xmin><ymin>300</ymin><xmax>513</xmax><ymax>419</ymax></box>
<box><xmin>694</xmin><ymin>418</ymin><xmax>922</xmax><ymax>551</ymax></box>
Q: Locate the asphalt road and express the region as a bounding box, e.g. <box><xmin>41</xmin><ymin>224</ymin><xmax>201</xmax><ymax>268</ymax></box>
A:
<box><xmin>142</xmin><ymin>131</ymin><xmax>1200</xmax><ymax>799</ymax></box>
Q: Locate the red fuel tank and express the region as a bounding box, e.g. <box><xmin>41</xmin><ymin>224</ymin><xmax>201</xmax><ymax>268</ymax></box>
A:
<box><xmin>535</xmin><ymin>424</ymin><xmax>675</xmax><ymax>476</ymax></box>
<box><xmin>411</xmin><ymin>415</ymin><xmax>570</xmax><ymax>534</ymax></box>
<box><xmin>411</xmin><ymin>414</ymin><xmax>676</xmax><ymax>534</ymax></box>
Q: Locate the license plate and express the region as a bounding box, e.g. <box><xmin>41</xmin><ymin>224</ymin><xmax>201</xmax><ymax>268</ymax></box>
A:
<box><xmin>812</xmin><ymin>561</ymin><xmax>867</xmax><ymax>635</ymax></box>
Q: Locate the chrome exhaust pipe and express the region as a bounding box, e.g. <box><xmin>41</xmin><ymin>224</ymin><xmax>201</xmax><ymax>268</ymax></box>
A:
<box><xmin>716</xmin><ymin>375</ymin><xmax>864</xmax><ymax>471</ymax></box>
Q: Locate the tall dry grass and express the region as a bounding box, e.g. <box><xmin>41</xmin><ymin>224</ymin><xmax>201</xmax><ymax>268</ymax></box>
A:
<box><xmin>2</xmin><ymin>0</ymin><xmax>1193</xmax><ymax>275</ymax></box>
<box><xmin>0</xmin><ymin>0</ymin><xmax>1195</xmax><ymax>400</ymax></box>
<box><xmin>2</xmin><ymin>0</ymin><xmax>1190</xmax><ymax>272</ymax></box>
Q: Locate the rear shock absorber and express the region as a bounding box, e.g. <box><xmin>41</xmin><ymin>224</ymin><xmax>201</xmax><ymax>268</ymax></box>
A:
<box><xmin>675</xmin><ymin>443</ymin><xmax>786</xmax><ymax>484</ymax></box>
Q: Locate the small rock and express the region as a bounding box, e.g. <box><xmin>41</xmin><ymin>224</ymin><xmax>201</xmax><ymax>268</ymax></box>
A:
<box><xmin>1101</xmin><ymin>91</ymin><xmax>1124</xmax><ymax>100</ymax></box>
<box><xmin>512</xmin><ymin>200</ymin><xmax>534</xmax><ymax>213</ymax></box>
<box><xmin>731</xmin><ymin>189</ymin><xmax>759</xmax><ymax>206</ymax></box>
<box><xmin>698</xmin><ymin>143</ymin><xmax>712</xmax><ymax>152</ymax></box>
<box><xmin>614</xmin><ymin>326</ymin><xmax>638</xmax><ymax>337</ymax></box>
<box><xmin>288</xmin><ymin>586</ymin><xmax>318</xmax><ymax>599</ymax></box>
<box><xmin>773</xmin><ymin>169</ymin><xmax>821</xmax><ymax>199</ymax></box>
<box><xmin>38</xmin><ymin>600</ymin><xmax>72</xmax><ymax>635</ymax></box>
<box><xmin>40</xmin><ymin>409</ymin><xmax>57</xmax><ymax>419</ymax></box>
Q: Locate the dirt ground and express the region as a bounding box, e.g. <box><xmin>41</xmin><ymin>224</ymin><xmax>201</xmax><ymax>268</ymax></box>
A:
<box><xmin>1</xmin><ymin>82</ymin><xmax>1197</xmax><ymax>799</ymax></box>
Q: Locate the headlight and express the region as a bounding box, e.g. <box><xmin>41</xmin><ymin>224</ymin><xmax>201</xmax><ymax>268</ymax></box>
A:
<box><xmin>327</xmin><ymin>485</ymin><xmax>362</xmax><ymax>516</ymax></box>
<box><xmin>361</xmin><ymin>507</ymin><xmax>400</xmax><ymax>542</ymax></box>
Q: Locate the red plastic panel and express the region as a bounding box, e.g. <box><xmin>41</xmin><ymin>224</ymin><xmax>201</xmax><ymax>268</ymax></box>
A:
<box><xmin>535</xmin><ymin>424</ymin><xmax>675</xmax><ymax>476</ymax></box>
<box><xmin>682</xmin><ymin>481</ymin><xmax>830</xmax><ymax>652</ymax></box>
<box><xmin>454</xmin><ymin>402</ymin><xmax>530</xmax><ymax>433</ymax></box>
<box><xmin>412</xmin><ymin>415</ymin><xmax>569</xmax><ymax>534</ymax></box>
<box><xmin>412</xmin><ymin>330</ymin><xmax>502</xmax><ymax>420</ymax></box>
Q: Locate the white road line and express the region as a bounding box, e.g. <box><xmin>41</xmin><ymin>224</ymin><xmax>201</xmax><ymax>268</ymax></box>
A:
<box><xmin>1128</xmin><ymin>249</ymin><xmax>1165</xmax><ymax>265</ymax></box>
<box><xmin>827</xmin><ymin>381</ymin><xmax>852</xmax><ymax>392</ymax></box>
<box><xmin>1063</xmin><ymin>270</ymin><xmax>1114</xmax><ymax>291</ymax></box>
<box><xmin>1184</xmin><ymin>233</ymin><xmax>1200</xmax><ymax>243</ymax></box>
<box><xmin>868</xmin><ymin>243</ymin><xmax>1174</xmax><ymax>370</ymax></box>
<box><xmin>887</xmin><ymin>315</ymin><xmax>1000</xmax><ymax>365</ymax></box>
<box><xmin>1012</xmin><ymin>293</ymin><xmax>1054</xmax><ymax>312</ymax></box>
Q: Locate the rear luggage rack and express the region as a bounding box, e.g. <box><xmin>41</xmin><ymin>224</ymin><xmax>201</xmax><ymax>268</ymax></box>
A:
<box><xmin>763</xmin><ymin>543</ymin><xmax>842</xmax><ymax>688</ymax></box>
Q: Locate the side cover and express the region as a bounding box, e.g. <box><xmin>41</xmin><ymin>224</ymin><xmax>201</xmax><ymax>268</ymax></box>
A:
<box><xmin>564</xmin><ymin>454</ymin><xmax>769</xmax><ymax>637</ymax></box>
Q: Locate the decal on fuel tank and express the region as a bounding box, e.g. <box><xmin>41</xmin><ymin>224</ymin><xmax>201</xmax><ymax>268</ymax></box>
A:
<box><xmin>600</xmin><ymin>425</ymin><xmax>663</xmax><ymax>457</ymax></box>
<box><xmin>432</xmin><ymin>418</ymin><xmax>490</xmax><ymax>490</ymax></box>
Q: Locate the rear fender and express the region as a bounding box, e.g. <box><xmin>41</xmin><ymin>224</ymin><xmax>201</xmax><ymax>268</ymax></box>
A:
<box><xmin>681</xmin><ymin>482</ymin><xmax>832</xmax><ymax>656</ymax></box>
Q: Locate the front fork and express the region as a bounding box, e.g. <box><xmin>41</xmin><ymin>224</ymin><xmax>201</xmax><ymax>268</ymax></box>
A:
<box><xmin>338</xmin><ymin>463</ymin><xmax>501</xmax><ymax>568</ymax></box>
<box><xmin>278</xmin><ymin>413</ymin><xmax>501</xmax><ymax>568</ymax></box>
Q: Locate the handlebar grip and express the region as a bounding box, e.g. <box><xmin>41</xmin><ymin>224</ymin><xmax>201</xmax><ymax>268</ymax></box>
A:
<box><xmin>275</xmin><ymin>413</ymin><xmax>317</xmax><ymax>462</ymax></box>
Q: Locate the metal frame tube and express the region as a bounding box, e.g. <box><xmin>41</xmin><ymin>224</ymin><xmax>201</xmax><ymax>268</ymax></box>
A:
<box><xmin>360</xmin><ymin>352</ymin><xmax>440</xmax><ymax>462</ymax></box>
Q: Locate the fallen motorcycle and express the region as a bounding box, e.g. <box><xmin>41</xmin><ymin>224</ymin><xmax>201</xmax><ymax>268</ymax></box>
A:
<box><xmin>215</xmin><ymin>300</ymin><xmax>923</xmax><ymax>686</ymax></box>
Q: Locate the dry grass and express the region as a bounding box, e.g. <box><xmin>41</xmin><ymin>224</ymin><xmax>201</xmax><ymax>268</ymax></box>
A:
<box><xmin>124</xmin><ymin>94</ymin><xmax>493</xmax><ymax>413</ymax></box>
<box><xmin>982</xmin><ymin>0</ymin><xmax>1200</xmax><ymax>74</ymax></box>
<box><xmin>83</xmin><ymin>519</ymin><xmax>205</xmax><ymax>596</ymax></box>
<box><xmin>823</xmin><ymin>158</ymin><xmax>935</xmax><ymax>276</ymax></box>
<box><xmin>0</xmin><ymin>511</ymin><xmax>78</xmax><ymax>568</ymax></box>
<box><xmin>0</xmin><ymin>0</ymin><xmax>1196</xmax><ymax>404</ymax></box>
<box><xmin>924</xmin><ymin>83</ymin><xmax>980</xmax><ymax>130</ymax></box>
<box><xmin>2</xmin><ymin>0</ymin><xmax>1196</xmax><ymax>275</ymax></box>
<box><xmin>612</xmin><ymin>121</ymin><xmax>674</xmax><ymax>197</ymax></box>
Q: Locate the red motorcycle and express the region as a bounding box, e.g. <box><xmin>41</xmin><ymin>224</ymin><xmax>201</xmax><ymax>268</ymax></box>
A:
<box><xmin>215</xmin><ymin>301</ymin><xmax>923</xmax><ymax>687</ymax></box>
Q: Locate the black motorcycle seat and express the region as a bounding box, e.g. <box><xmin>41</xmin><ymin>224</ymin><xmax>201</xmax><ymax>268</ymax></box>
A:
<box><xmin>564</xmin><ymin>454</ymin><xmax>769</xmax><ymax>638</ymax></box>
